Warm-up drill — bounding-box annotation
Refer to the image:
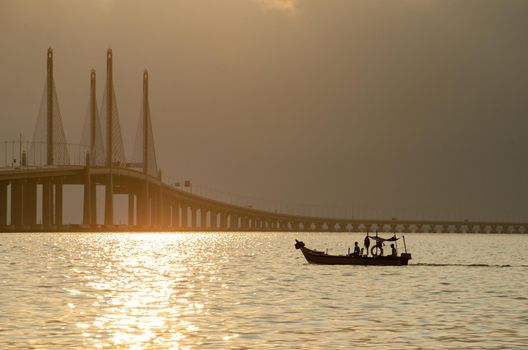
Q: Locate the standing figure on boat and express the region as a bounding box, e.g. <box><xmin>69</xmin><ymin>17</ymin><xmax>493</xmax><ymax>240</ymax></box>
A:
<box><xmin>353</xmin><ymin>242</ymin><xmax>360</xmax><ymax>257</ymax></box>
<box><xmin>363</xmin><ymin>235</ymin><xmax>370</xmax><ymax>257</ymax></box>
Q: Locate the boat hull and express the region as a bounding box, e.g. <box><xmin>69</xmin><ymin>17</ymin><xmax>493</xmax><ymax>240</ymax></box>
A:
<box><xmin>299</xmin><ymin>246</ymin><xmax>411</xmax><ymax>266</ymax></box>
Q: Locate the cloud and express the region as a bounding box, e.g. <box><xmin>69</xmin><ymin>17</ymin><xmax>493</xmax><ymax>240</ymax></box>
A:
<box><xmin>256</xmin><ymin>0</ymin><xmax>296</xmax><ymax>13</ymax></box>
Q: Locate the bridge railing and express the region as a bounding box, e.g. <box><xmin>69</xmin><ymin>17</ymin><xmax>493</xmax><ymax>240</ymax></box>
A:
<box><xmin>0</xmin><ymin>140</ymin><xmax>90</xmax><ymax>168</ymax></box>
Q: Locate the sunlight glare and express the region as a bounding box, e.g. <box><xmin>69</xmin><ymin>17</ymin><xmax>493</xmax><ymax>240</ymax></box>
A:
<box><xmin>257</xmin><ymin>0</ymin><xmax>296</xmax><ymax>13</ymax></box>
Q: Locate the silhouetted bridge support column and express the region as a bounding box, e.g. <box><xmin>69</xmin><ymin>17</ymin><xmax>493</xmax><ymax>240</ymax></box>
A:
<box><xmin>162</xmin><ymin>200</ymin><xmax>170</xmax><ymax>228</ymax></box>
<box><xmin>128</xmin><ymin>192</ymin><xmax>135</xmax><ymax>226</ymax></box>
<box><xmin>42</xmin><ymin>179</ymin><xmax>63</xmax><ymax>229</ymax></box>
<box><xmin>200</xmin><ymin>208</ymin><xmax>207</xmax><ymax>229</ymax></box>
<box><xmin>83</xmin><ymin>159</ymin><xmax>91</xmax><ymax>226</ymax></box>
<box><xmin>181</xmin><ymin>203</ymin><xmax>188</xmax><ymax>229</ymax></box>
<box><xmin>5</xmin><ymin>180</ymin><xmax>37</xmax><ymax>229</ymax></box>
<box><xmin>11</xmin><ymin>181</ymin><xmax>23</xmax><ymax>227</ymax></box>
<box><xmin>104</xmin><ymin>166</ymin><xmax>114</xmax><ymax>227</ymax></box>
<box><xmin>192</xmin><ymin>207</ymin><xmax>198</xmax><ymax>229</ymax></box>
<box><xmin>170</xmin><ymin>201</ymin><xmax>179</xmax><ymax>228</ymax></box>
<box><xmin>151</xmin><ymin>184</ymin><xmax>162</xmax><ymax>228</ymax></box>
<box><xmin>211</xmin><ymin>209</ymin><xmax>218</xmax><ymax>230</ymax></box>
<box><xmin>155</xmin><ymin>173</ymin><xmax>163</xmax><ymax>228</ymax></box>
<box><xmin>54</xmin><ymin>179</ymin><xmax>63</xmax><ymax>227</ymax></box>
<box><xmin>136</xmin><ymin>180</ymin><xmax>149</xmax><ymax>228</ymax></box>
<box><xmin>161</xmin><ymin>197</ymin><xmax>174</xmax><ymax>228</ymax></box>
<box><xmin>0</xmin><ymin>182</ymin><xmax>7</xmax><ymax>227</ymax></box>
<box><xmin>230</xmin><ymin>214</ymin><xmax>237</xmax><ymax>230</ymax></box>
<box><xmin>42</xmin><ymin>179</ymin><xmax>52</xmax><ymax>228</ymax></box>
<box><xmin>175</xmin><ymin>202</ymin><xmax>182</xmax><ymax>228</ymax></box>
<box><xmin>23</xmin><ymin>180</ymin><xmax>37</xmax><ymax>227</ymax></box>
<box><xmin>83</xmin><ymin>156</ymin><xmax>98</xmax><ymax>227</ymax></box>
<box><xmin>150</xmin><ymin>186</ymin><xmax>158</xmax><ymax>228</ymax></box>
<box><xmin>221</xmin><ymin>212</ymin><xmax>227</xmax><ymax>230</ymax></box>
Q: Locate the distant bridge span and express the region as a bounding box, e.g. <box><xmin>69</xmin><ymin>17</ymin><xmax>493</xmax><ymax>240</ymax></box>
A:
<box><xmin>0</xmin><ymin>165</ymin><xmax>526</xmax><ymax>233</ymax></box>
<box><xmin>1</xmin><ymin>48</ymin><xmax>526</xmax><ymax>234</ymax></box>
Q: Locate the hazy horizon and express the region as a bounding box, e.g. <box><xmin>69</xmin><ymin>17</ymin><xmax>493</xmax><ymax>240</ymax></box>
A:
<box><xmin>1</xmin><ymin>0</ymin><xmax>527</xmax><ymax>223</ymax></box>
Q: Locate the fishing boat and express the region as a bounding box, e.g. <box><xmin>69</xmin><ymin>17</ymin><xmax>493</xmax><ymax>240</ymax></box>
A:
<box><xmin>294</xmin><ymin>234</ymin><xmax>412</xmax><ymax>266</ymax></box>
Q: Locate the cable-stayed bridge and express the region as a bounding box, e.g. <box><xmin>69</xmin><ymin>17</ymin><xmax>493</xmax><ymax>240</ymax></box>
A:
<box><xmin>0</xmin><ymin>49</ymin><xmax>526</xmax><ymax>233</ymax></box>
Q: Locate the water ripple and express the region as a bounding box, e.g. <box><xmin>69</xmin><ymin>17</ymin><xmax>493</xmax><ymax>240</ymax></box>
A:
<box><xmin>0</xmin><ymin>232</ymin><xmax>527</xmax><ymax>349</ymax></box>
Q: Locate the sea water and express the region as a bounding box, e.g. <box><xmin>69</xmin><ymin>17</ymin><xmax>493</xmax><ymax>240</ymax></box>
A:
<box><xmin>0</xmin><ymin>232</ymin><xmax>527</xmax><ymax>349</ymax></box>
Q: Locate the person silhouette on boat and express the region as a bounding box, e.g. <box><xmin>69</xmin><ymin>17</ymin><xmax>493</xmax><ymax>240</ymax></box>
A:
<box><xmin>363</xmin><ymin>235</ymin><xmax>370</xmax><ymax>257</ymax></box>
<box><xmin>391</xmin><ymin>243</ymin><xmax>397</xmax><ymax>257</ymax></box>
<box><xmin>353</xmin><ymin>242</ymin><xmax>360</xmax><ymax>257</ymax></box>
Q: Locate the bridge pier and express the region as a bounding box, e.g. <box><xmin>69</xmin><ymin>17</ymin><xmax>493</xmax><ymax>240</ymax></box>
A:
<box><xmin>161</xmin><ymin>198</ymin><xmax>170</xmax><ymax>228</ymax></box>
<box><xmin>167</xmin><ymin>201</ymin><xmax>173</xmax><ymax>228</ymax></box>
<box><xmin>231</xmin><ymin>214</ymin><xmax>239</xmax><ymax>230</ymax></box>
<box><xmin>0</xmin><ymin>182</ymin><xmax>7</xmax><ymax>227</ymax></box>
<box><xmin>174</xmin><ymin>202</ymin><xmax>179</xmax><ymax>227</ymax></box>
<box><xmin>242</xmin><ymin>216</ymin><xmax>249</xmax><ymax>230</ymax></box>
<box><xmin>23</xmin><ymin>180</ymin><xmax>37</xmax><ymax>227</ymax></box>
<box><xmin>220</xmin><ymin>211</ymin><xmax>227</xmax><ymax>230</ymax></box>
<box><xmin>191</xmin><ymin>207</ymin><xmax>197</xmax><ymax>229</ymax></box>
<box><xmin>136</xmin><ymin>180</ymin><xmax>149</xmax><ymax>228</ymax></box>
<box><xmin>174</xmin><ymin>201</ymin><xmax>181</xmax><ymax>228</ymax></box>
<box><xmin>42</xmin><ymin>179</ymin><xmax>53</xmax><ymax>227</ymax></box>
<box><xmin>200</xmin><ymin>208</ymin><xmax>207</xmax><ymax>229</ymax></box>
<box><xmin>181</xmin><ymin>203</ymin><xmax>188</xmax><ymax>228</ymax></box>
<box><xmin>150</xmin><ymin>186</ymin><xmax>160</xmax><ymax>228</ymax></box>
<box><xmin>170</xmin><ymin>200</ymin><xmax>176</xmax><ymax>227</ymax></box>
<box><xmin>90</xmin><ymin>182</ymin><xmax>97</xmax><ymax>226</ymax></box>
<box><xmin>11</xmin><ymin>181</ymin><xmax>23</xmax><ymax>227</ymax></box>
<box><xmin>104</xmin><ymin>174</ymin><xmax>113</xmax><ymax>226</ymax></box>
<box><xmin>227</xmin><ymin>213</ymin><xmax>233</xmax><ymax>230</ymax></box>
<box><xmin>227</xmin><ymin>214</ymin><xmax>233</xmax><ymax>230</ymax></box>
<box><xmin>149</xmin><ymin>187</ymin><xmax>155</xmax><ymax>227</ymax></box>
<box><xmin>211</xmin><ymin>210</ymin><xmax>215</xmax><ymax>229</ymax></box>
<box><xmin>246</xmin><ymin>216</ymin><xmax>251</xmax><ymax>230</ymax></box>
<box><xmin>128</xmin><ymin>192</ymin><xmax>135</xmax><ymax>227</ymax></box>
<box><xmin>54</xmin><ymin>179</ymin><xmax>63</xmax><ymax>227</ymax></box>
<box><xmin>83</xmin><ymin>175</ymin><xmax>91</xmax><ymax>226</ymax></box>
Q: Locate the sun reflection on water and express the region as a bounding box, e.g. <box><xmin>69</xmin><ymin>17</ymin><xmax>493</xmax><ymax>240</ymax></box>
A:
<box><xmin>80</xmin><ymin>233</ymin><xmax>213</xmax><ymax>349</ymax></box>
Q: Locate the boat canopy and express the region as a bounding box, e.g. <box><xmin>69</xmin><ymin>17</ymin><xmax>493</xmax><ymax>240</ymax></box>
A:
<box><xmin>368</xmin><ymin>234</ymin><xmax>399</xmax><ymax>243</ymax></box>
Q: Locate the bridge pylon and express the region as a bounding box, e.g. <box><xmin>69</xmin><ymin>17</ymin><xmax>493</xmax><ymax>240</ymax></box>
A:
<box><xmin>104</xmin><ymin>49</ymin><xmax>114</xmax><ymax>225</ymax></box>
<box><xmin>29</xmin><ymin>48</ymin><xmax>70</xmax><ymax>167</ymax></box>
<box><xmin>46</xmin><ymin>48</ymin><xmax>53</xmax><ymax>165</ymax></box>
